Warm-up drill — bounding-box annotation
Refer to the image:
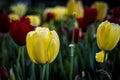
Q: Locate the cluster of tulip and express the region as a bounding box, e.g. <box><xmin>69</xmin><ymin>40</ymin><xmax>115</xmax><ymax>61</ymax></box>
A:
<box><xmin>0</xmin><ymin>0</ymin><xmax>120</xmax><ymax>80</ymax></box>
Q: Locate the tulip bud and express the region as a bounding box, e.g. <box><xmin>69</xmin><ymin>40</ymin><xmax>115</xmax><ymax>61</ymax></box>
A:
<box><xmin>0</xmin><ymin>66</ymin><xmax>8</xmax><ymax>80</ymax></box>
<box><xmin>0</xmin><ymin>13</ymin><xmax>10</xmax><ymax>33</ymax></box>
<box><xmin>43</xmin><ymin>8</ymin><xmax>55</xmax><ymax>22</ymax></box>
<box><xmin>67</xmin><ymin>0</ymin><xmax>84</xmax><ymax>18</ymax></box>
<box><xmin>20</xmin><ymin>17</ymin><xmax>30</xmax><ymax>26</ymax></box>
<box><xmin>51</xmin><ymin>6</ymin><xmax>68</xmax><ymax>21</ymax></box>
<box><xmin>70</xmin><ymin>28</ymin><xmax>84</xmax><ymax>43</ymax></box>
<box><xmin>10</xmin><ymin>3</ymin><xmax>27</xmax><ymax>17</ymax></box>
<box><xmin>44</xmin><ymin>7</ymin><xmax>67</xmax><ymax>21</ymax></box>
<box><xmin>26</xmin><ymin>15</ymin><xmax>41</xmax><ymax>26</ymax></box>
<box><xmin>26</xmin><ymin>27</ymin><xmax>60</xmax><ymax>64</ymax></box>
<box><xmin>96</xmin><ymin>21</ymin><xmax>120</xmax><ymax>51</ymax></box>
<box><xmin>92</xmin><ymin>1</ymin><xmax>108</xmax><ymax>21</ymax></box>
<box><xmin>9</xmin><ymin>14</ymin><xmax>20</xmax><ymax>21</ymax></box>
<box><xmin>76</xmin><ymin>17</ymin><xmax>88</xmax><ymax>32</ymax></box>
<box><xmin>9</xmin><ymin>19</ymin><xmax>35</xmax><ymax>46</ymax></box>
<box><xmin>84</xmin><ymin>7</ymin><xmax>98</xmax><ymax>24</ymax></box>
<box><xmin>95</xmin><ymin>51</ymin><xmax>108</xmax><ymax>63</ymax></box>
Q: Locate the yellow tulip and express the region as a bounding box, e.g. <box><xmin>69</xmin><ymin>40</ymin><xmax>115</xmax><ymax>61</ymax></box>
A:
<box><xmin>26</xmin><ymin>27</ymin><xmax>60</xmax><ymax>64</ymax></box>
<box><xmin>10</xmin><ymin>3</ymin><xmax>27</xmax><ymax>17</ymax></box>
<box><xmin>97</xmin><ymin>21</ymin><xmax>120</xmax><ymax>51</ymax></box>
<box><xmin>9</xmin><ymin>14</ymin><xmax>19</xmax><ymax>21</ymax></box>
<box><xmin>95</xmin><ymin>50</ymin><xmax>108</xmax><ymax>63</ymax></box>
<box><xmin>26</xmin><ymin>15</ymin><xmax>41</xmax><ymax>26</ymax></box>
<box><xmin>92</xmin><ymin>1</ymin><xmax>108</xmax><ymax>21</ymax></box>
<box><xmin>96</xmin><ymin>21</ymin><xmax>120</xmax><ymax>62</ymax></box>
<box><xmin>52</xmin><ymin>6</ymin><xmax>68</xmax><ymax>20</ymax></box>
<box><xmin>43</xmin><ymin>6</ymin><xmax>67</xmax><ymax>21</ymax></box>
<box><xmin>43</xmin><ymin>8</ymin><xmax>53</xmax><ymax>21</ymax></box>
<box><xmin>67</xmin><ymin>0</ymin><xmax>84</xmax><ymax>18</ymax></box>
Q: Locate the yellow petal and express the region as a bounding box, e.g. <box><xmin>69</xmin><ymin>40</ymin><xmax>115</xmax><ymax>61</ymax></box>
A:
<box><xmin>9</xmin><ymin>14</ymin><xmax>20</xmax><ymax>21</ymax></box>
<box><xmin>26</xmin><ymin>27</ymin><xmax>60</xmax><ymax>64</ymax></box>
<box><xmin>92</xmin><ymin>1</ymin><xmax>108</xmax><ymax>21</ymax></box>
<box><xmin>95</xmin><ymin>50</ymin><xmax>108</xmax><ymax>63</ymax></box>
<box><xmin>67</xmin><ymin>0</ymin><xmax>84</xmax><ymax>18</ymax></box>
<box><xmin>96</xmin><ymin>21</ymin><xmax>120</xmax><ymax>51</ymax></box>
<box><xmin>47</xmin><ymin>31</ymin><xmax>60</xmax><ymax>63</ymax></box>
<box><xmin>26</xmin><ymin>15</ymin><xmax>41</xmax><ymax>26</ymax></box>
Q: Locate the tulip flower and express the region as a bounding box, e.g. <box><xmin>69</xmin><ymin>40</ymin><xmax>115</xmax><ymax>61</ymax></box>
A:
<box><xmin>52</xmin><ymin>6</ymin><xmax>68</xmax><ymax>21</ymax></box>
<box><xmin>95</xmin><ymin>51</ymin><xmax>108</xmax><ymax>63</ymax></box>
<box><xmin>26</xmin><ymin>15</ymin><xmax>41</xmax><ymax>26</ymax></box>
<box><xmin>111</xmin><ymin>8</ymin><xmax>120</xmax><ymax>18</ymax></box>
<box><xmin>76</xmin><ymin>17</ymin><xmax>88</xmax><ymax>32</ymax></box>
<box><xmin>84</xmin><ymin>7</ymin><xmax>98</xmax><ymax>24</ymax></box>
<box><xmin>9</xmin><ymin>19</ymin><xmax>35</xmax><ymax>46</ymax></box>
<box><xmin>104</xmin><ymin>15</ymin><xmax>119</xmax><ymax>24</ymax></box>
<box><xmin>20</xmin><ymin>17</ymin><xmax>31</xmax><ymax>26</ymax></box>
<box><xmin>9</xmin><ymin>13</ymin><xmax>20</xmax><ymax>21</ymax></box>
<box><xmin>0</xmin><ymin>66</ymin><xmax>8</xmax><ymax>80</ymax></box>
<box><xmin>67</xmin><ymin>0</ymin><xmax>84</xmax><ymax>18</ymax></box>
<box><xmin>92</xmin><ymin>1</ymin><xmax>108</xmax><ymax>21</ymax></box>
<box><xmin>70</xmin><ymin>28</ymin><xmax>84</xmax><ymax>43</ymax></box>
<box><xmin>26</xmin><ymin>27</ymin><xmax>60</xmax><ymax>64</ymax></box>
<box><xmin>96</xmin><ymin>21</ymin><xmax>120</xmax><ymax>62</ymax></box>
<box><xmin>43</xmin><ymin>8</ymin><xmax>55</xmax><ymax>22</ymax></box>
<box><xmin>10</xmin><ymin>3</ymin><xmax>27</xmax><ymax>17</ymax></box>
<box><xmin>44</xmin><ymin>6</ymin><xmax>67</xmax><ymax>21</ymax></box>
<box><xmin>0</xmin><ymin>12</ymin><xmax>10</xmax><ymax>33</ymax></box>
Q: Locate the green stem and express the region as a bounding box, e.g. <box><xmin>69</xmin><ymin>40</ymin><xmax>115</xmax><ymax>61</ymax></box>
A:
<box><xmin>1</xmin><ymin>34</ymin><xmax>5</xmax><ymax>65</ymax></box>
<box><xmin>101</xmin><ymin>52</ymin><xmax>107</xmax><ymax>80</ymax></box>
<box><xmin>46</xmin><ymin>64</ymin><xmax>49</xmax><ymax>80</ymax></box>
<box><xmin>69</xmin><ymin>17</ymin><xmax>75</xmax><ymax>80</ymax></box>
<box><xmin>40</xmin><ymin>65</ymin><xmax>46</xmax><ymax>80</ymax></box>
<box><xmin>58</xmin><ymin>52</ymin><xmax>67</xmax><ymax>80</ymax></box>
<box><xmin>21</xmin><ymin>46</ymin><xmax>25</xmax><ymax>79</ymax></box>
<box><xmin>103</xmin><ymin>52</ymin><xmax>107</xmax><ymax>70</ymax></box>
<box><xmin>69</xmin><ymin>45</ymin><xmax>74</xmax><ymax>80</ymax></box>
<box><xmin>17</xmin><ymin>47</ymin><xmax>21</xmax><ymax>66</ymax></box>
<box><xmin>32</xmin><ymin>63</ymin><xmax>36</xmax><ymax>80</ymax></box>
<box><xmin>16</xmin><ymin>47</ymin><xmax>21</xmax><ymax>79</ymax></box>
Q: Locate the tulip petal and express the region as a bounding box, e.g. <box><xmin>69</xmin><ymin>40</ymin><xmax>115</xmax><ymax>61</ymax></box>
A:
<box><xmin>26</xmin><ymin>27</ymin><xmax>60</xmax><ymax>64</ymax></box>
<box><xmin>47</xmin><ymin>31</ymin><xmax>60</xmax><ymax>63</ymax></box>
<box><xmin>95</xmin><ymin>50</ymin><xmax>108</xmax><ymax>63</ymax></box>
<box><xmin>97</xmin><ymin>21</ymin><xmax>120</xmax><ymax>51</ymax></box>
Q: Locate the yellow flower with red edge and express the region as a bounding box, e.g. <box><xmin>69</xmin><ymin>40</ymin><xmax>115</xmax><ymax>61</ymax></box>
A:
<box><xmin>9</xmin><ymin>14</ymin><xmax>19</xmax><ymax>21</ymax></box>
<box><xmin>44</xmin><ymin>6</ymin><xmax>67</xmax><ymax>21</ymax></box>
<box><xmin>26</xmin><ymin>15</ymin><xmax>41</xmax><ymax>26</ymax></box>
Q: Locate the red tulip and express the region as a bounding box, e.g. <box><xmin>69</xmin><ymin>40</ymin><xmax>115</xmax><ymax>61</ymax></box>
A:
<box><xmin>9</xmin><ymin>19</ymin><xmax>35</xmax><ymax>46</ymax></box>
<box><xmin>112</xmin><ymin>8</ymin><xmax>120</xmax><ymax>18</ymax></box>
<box><xmin>70</xmin><ymin>28</ymin><xmax>84</xmax><ymax>43</ymax></box>
<box><xmin>0</xmin><ymin>13</ymin><xmax>10</xmax><ymax>33</ymax></box>
<box><xmin>20</xmin><ymin>17</ymin><xmax>30</xmax><ymax>26</ymax></box>
<box><xmin>84</xmin><ymin>7</ymin><xmax>98</xmax><ymax>24</ymax></box>
<box><xmin>45</xmin><ymin>12</ymin><xmax>55</xmax><ymax>22</ymax></box>
<box><xmin>76</xmin><ymin>17</ymin><xmax>88</xmax><ymax>32</ymax></box>
<box><xmin>0</xmin><ymin>66</ymin><xmax>8</xmax><ymax>80</ymax></box>
<box><xmin>104</xmin><ymin>15</ymin><xmax>120</xmax><ymax>24</ymax></box>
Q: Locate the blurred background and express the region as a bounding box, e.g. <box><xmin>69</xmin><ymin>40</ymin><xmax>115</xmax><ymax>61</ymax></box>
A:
<box><xmin>0</xmin><ymin>0</ymin><xmax>120</xmax><ymax>80</ymax></box>
<box><xmin>0</xmin><ymin>0</ymin><xmax>120</xmax><ymax>8</ymax></box>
